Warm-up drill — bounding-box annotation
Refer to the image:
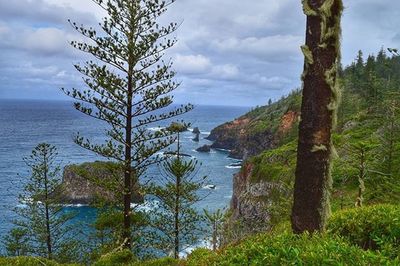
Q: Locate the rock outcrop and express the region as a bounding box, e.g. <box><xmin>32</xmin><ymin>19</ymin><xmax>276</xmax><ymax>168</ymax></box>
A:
<box><xmin>196</xmin><ymin>145</ymin><xmax>211</xmax><ymax>153</ymax></box>
<box><xmin>206</xmin><ymin>104</ymin><xmax>300</xmax><ymax>160</ymax></box>
<box><xmin>229</xmin><ymin>163</ymin><xmax>271</xmax><ymax>228</ymax></box>
<box><xmin>59</xmin><ymin>161</ymin><xmax>143</xmax><ymax>205</ymax></box>
<box><xmin>211</xmin><ymin>91</ymin><xmax>301</xmax><ymax>240</ymax></box>
<box><xmin>192</xmin><ymin>127</ymin><xmax>201</xmax><ymax>135</ymax></box>
<box><xmin>206</xmin><ymin>117</ymin><xmax>275</xmax><ymax>159</ymax></box>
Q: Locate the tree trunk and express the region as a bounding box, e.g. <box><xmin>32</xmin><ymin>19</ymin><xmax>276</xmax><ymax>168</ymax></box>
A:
<box><xmin>356</xmin><ymin>149</ymin><xmax>365</xmax><ymax>207</ymax></box>
<box><xmin>43</xmin><ymin>153</ymin><xmax>52</xmax><ymax>259</ymax></box>
<box><xmin>212</xmin><ymin>223</ymin><xmax>217</xmax><ymax>251</ymax></box>
<box><xmin>291</xmin><ymin>0</ymin><xmax>343</xmax><ymax>233</ymax></box>
<box><xmin>123</xmin><ymin>66</ymin><xmax>133</xmax><ymax>250</ymax></box>
<box><xmin>174</xmin><ymin>132</ymin><xmax>181</xmax><ymax>259</ymax></box>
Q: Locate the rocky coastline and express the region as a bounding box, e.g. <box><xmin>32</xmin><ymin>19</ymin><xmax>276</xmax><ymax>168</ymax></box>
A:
<box><xmin>58</xmin><ymin>161</ymin><xmax>143</xmax><ymax>205</ymax></box>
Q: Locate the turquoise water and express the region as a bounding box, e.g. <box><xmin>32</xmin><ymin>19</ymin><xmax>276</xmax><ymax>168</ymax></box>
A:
<box><xmin>0</xmin><ymin>99</ymin><xmax>249</xmax><ymax>242</ymax></box>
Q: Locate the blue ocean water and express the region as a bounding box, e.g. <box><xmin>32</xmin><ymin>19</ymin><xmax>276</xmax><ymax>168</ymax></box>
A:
<box><xmin>0</xmin><ymin>99</ymin><xmax>249</xmax><ymax>242</ymax></box>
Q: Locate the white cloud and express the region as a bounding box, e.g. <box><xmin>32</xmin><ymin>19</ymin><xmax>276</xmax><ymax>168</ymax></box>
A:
<box><xmin>174</xmin><ymin>54</ymin><xmax>212</xmax><ymax>74</ymax></box>
<box><xmin>211</xmin><ymin>64</ymin><xmax>240</xmax><ymax>80</ymax></box>
<box><xmin>1</xmin><ymin>0</ymin><xmax>400</xmax><ymax>106</ymax></box>
<box><xmin>211</xmin><ymin>35</ymin><xmax>303</xmax><ymax>62</ymax></box>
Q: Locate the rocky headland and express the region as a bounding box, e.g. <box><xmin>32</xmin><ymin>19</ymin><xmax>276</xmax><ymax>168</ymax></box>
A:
<box><xmin>207</xmin><ymin>90</ymin><xmax>301</xmax><ymax>236</ymax></box>
<box><xmin>59</xmin><ymin>161</ymin><xmax>143</xmax><ymax>205</ymax></box>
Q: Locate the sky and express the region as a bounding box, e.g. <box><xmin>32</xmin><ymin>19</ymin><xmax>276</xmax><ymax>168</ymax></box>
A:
<box><xmin>0</xmin><ymin>0</ymin><xmax>399</xmax><ymax>107</ymax></box>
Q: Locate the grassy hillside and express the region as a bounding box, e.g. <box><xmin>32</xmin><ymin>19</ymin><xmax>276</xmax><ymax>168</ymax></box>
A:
<box><xmin>221</xmin><ymin>48</ymin><xmax>400</xmax><ymax>231</ymax></box>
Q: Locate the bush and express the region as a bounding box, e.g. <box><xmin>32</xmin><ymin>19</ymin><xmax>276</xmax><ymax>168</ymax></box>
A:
<box><xmin>132</xmin><ymin>257</ymin><xmax>179</xmax><ymax>266</ymax></box>
<box><xmin>185</xmin><ymin>248</ymin><xmax>216</xmax><ymax>266</ymax></box>
<box><xmin>184</xmin><ymin>232</ymin><xmax>394</xmax><ymax>265</ymax></box>
<box><xmin>328</xmin><ymin>204</ymin><xmax>400</xmax><ymax>258</ymax></box>
<box><xmin>0</xmin><ymin>256</ymin><xmax>78</xmax><ymax>266</ymax></box>
<box><xmin>93</xmin><ymin>249</ymin><xmax>136</xmax><ymax>266</ymax></box>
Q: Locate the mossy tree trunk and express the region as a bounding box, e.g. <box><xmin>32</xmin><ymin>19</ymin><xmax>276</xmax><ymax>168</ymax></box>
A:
<box><xmin>291</xmin><ymin>0</ymin><xmax>343</xmax><ymax>233</ymax></box>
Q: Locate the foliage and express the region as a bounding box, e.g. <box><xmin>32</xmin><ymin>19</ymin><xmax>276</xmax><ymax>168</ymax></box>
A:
<box><xmin>147</xmin><ymin>133</ymin><xmax>207</xmax><ymax>258</ymax></box>
<box><xmin>185</xmin><ymin>232</ymin><xmax>394</xmax><ymax>265</ymax></box>
<box><xmin>87</xmin><ymin>208</ymin><xmax>148</xmax><ymax>263</ymax></box>
<box><xmin>3</xmin><ymin>228</ymin><xmax>29</xmax><ymax>257</ymax></box>
<box><xmin>328</xmin><ymin>204</ymin><xmax>400</xmax><ymax>259</ymax></box>
<box><xmin>63</xmin><ymin>0</ymin><xmax>192</xmax><ymax>249</ymax></box>
<box><xmin>93</xmin><ymin>249</ymin><xmax>136</xmax><ymax>266</ymax></box>
<box><xmin>5</xmin><ymin>143</ymin><xmax>79</xmax><ymax>263</ymax></box>
<box><xmin>0</xmin><ymin>257</ymin><xmax>63</xmax><ymax>266</ymax></box>
<box><xmin>203</xmin><ymin>209</ymin><xmax>225</xmax><ymax>251</ymax></box>
<box><xmin>229</xmin><ymin>48</ymin><xmax>400</xmax><ymax>236</ymax></box>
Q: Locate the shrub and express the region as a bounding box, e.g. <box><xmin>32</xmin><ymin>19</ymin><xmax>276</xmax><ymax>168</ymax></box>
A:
<box><xmin>185</xmin><ymin>248</ymin><xmax>216</xmax><ymax>266</ymax></box>
<box><xmin>184</xmin><ymin>232</ymin><xmax>394</xmax><ymax>265</ymax></box>
<box><xmin>93</xmin><ymin>249</ymin><xmax>136</xmax><ymax>266</ymax></box>
<box><xmin>132</xmin><ymin>257</ymin><xmax>179</xmax><ymax>266</ymax></box>
<box><xmin>328</xmin><ymin>204</ymin><xmax>400</xmax><ymax>258</ymax></box>
<box><xmin>0</xmin><ymin>256</ymin><xmax>78</xmax><ymax>265</ymax></box>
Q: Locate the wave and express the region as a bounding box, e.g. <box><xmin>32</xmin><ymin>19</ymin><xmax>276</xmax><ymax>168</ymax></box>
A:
<box><xmin>17</xmin><ymin>201</ymin><xmax>89</xmax><ymax>208</ymax></box>
<box><xmin>131</xmin><ymin>200</ymin><xmax>161</xmax><ymax>212</ymax></box>
<box><xmin>203</xmin><ymin>184</ymin><xmax>217</xmax><ymax>190</ymax></box>
<box><xmin>63</xmin><ymin>204</ymin><xmax>88</xmax><ymax>208</ymax></box>
<box><xmin>215</xmin><ymin>148</ymin><xmax>231</xmax><ymax>152</ymax></box>
<box><xmin>200</xmin><ymin>131</ymin><xmax>211</xmax><ymax>135</ymax></box>
<box><xmin>225</xmin><ymin>165</ymin><xmax>242</xmax><ymax>169</ymax></box>
<box><xmin>147</xmin><ymin>126</ymin><xmax>165</xmax><ymax>132</ymax></box>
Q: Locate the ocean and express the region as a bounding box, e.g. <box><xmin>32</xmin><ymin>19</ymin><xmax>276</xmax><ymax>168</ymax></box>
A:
<box><xmin>0</xmin><ymin>99</ymin><xmax>249</xmax><ymax>244</ymax></box>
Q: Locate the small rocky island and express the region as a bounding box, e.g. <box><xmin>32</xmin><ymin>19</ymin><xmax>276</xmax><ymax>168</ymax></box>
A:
<box><xmin>196</xmin><ymin>144</ymin><xmax>211</xmax><ymax>152</ymax></box>
<box><xmin>59</xmin><ymin>161</ymin><xmax>143</xmax><ymax>205</ymax></box>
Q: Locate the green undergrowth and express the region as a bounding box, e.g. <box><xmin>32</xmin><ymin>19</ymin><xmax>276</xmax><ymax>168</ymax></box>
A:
<box><xmin>0</xmin><ymin>256</ymin><xmax>78</xmax><ymax>266</ymax></box>
<box><xmin>245</xmin><ymin>90</ymin><xmax>302</xmax><ymax>135</ymax></box>
<box><xmin>328</xmin><ymin>204</ymin><xmax>400</xmax><ymax>259</ymax></box>
<box><xmin>185</xmin><ymin>232</ymin><xmax>394</xmax><ymax>266</ymax></box>
<box><xmin>2</xmin><ymin>205</ymin><xmax>400</xmax><ymax>265</ymax></box>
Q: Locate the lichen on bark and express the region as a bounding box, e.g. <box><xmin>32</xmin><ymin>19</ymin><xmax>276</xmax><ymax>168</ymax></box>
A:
<box><xmin>301</xmin><ymin>45</ymin><xmax>314</xmax><ymax>65</ymax></box>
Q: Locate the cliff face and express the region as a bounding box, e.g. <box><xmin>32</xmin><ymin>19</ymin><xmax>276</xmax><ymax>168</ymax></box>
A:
<box><xmin>230</xmin><ymin>163</ymin><xmax>271</xmax><ymax>225</ymax></box>
<box><xmin>207</xmin><ymin>117</ymin><xmax>275</xmax><ymax>159</ymax></box>
<box><xmin>59</xmin><ymin>161</ymin><xmax>143</xmax><ymax>205</ymax></box>
<box><xmin>211</xmin><ymin>91</ymin><xmax>301</xmax><ymax>238</ymax></box>
<box><xmin>206</xmin><ymin>91</ymin><xmax>301</xmax><ymax>160</ymax></box>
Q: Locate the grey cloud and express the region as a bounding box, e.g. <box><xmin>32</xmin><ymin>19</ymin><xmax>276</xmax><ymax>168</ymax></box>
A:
<box><xmin>1</xmin><ymin>0</ymin><xmax>400</xmax><ymax>106</ymax></box>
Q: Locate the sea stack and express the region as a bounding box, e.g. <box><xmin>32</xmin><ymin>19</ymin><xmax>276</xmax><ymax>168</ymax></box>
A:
<box><xmin>59</xmin><ymin>161</ymin><xmax>143</xmax><ymax>205</ymax></box>
<box><xmin>196</xmin><ymin>145</ymin><xmax>211</xmax><ymax>153</ymax></box>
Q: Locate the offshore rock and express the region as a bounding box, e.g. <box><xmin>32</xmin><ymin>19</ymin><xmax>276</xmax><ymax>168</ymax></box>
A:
<box><xmin>196</xmin><ymin>145</ymin><xmax>211</xmax><ymax>153</ymax></box>
<box><xmin>59</xmin><ymin>161</ymin><xmax>143</xmax><ymax>205</ymax></box>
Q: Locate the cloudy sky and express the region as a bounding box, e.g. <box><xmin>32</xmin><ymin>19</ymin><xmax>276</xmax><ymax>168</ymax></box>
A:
<box><xmin>0</xmin><ymin>0</ymin><xmax>399</xmax><ymax>106</ymax></box>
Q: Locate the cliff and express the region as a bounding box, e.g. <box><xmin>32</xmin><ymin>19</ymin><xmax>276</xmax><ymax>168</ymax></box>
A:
<box><xmin>59</xmin><ymin>161</ymin><xmax>143</xmax><ymax>205</ymax></box>
<box><xmin>206</xmin><ymin>90</ymin><xmax>301</xmax><ymax>159</ymax></box>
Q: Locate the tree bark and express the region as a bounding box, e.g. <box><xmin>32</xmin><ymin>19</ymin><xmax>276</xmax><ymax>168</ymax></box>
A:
<box><xmin>174</xmin><ymin>132</ymin><xmax>181</xmax><ymax>259</ymax></box>
<box><xmin>291</xmin><ymin>0</ymin><xmax>343</xmax><ymax>233</ymax></box>
<box><xmin>123</xmin><ymin>64</ymin><xmax>133</xmax><ymax>250</ymax></box>
<box><xmin>43</xmin><ymin>151</ymin><xmax>52</xmax><ymax>259</ymax></box>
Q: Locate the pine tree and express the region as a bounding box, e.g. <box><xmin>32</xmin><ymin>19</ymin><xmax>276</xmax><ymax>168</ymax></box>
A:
<box><xmin>204</xmin><ymin>209</ymin><xmax>225</xmax><ymax>251</ymax></box>
<box><xmin>291</xmin><ymin>0</ymin><xmax>343</xmax><ymax>233</ymax></box>
<box><xmin>63</xmin><ymin>0</ymin><xmax>191</xmax><ymax>249</ymax></box>
<box><xmin>9</xmin><ymin>143</ymin><xmax>78</xmax><ymax>261</ymax></box>
<box><xmin>3</xmin><ymin>228</ymin><xmax>29</xmax><ymax>257</ymax></box>
<box><xmin>148</xmin><ymin>125</ymin><xmax>207</xmax><ymax>259</ymax></box>
<box><xmin>347</xmin><ymin>141</ymin><xmax>376</xmax><ymax>207</ymax></box>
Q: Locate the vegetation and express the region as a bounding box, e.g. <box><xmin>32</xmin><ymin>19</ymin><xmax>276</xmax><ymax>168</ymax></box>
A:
<box><xmin>3</xmin><ymin>0</ymin><xmax>400</xmax><ymax>265</ymax></box>
<box><xmin>148</xmin><ymin>127</ymin><xmax>207</xmax><ymax>258</ymax></box>
<box><xmin>4</xmin><ymin>144</ymin><xmax>78</xmax><ymax>263</ymax></box>
<box><xmin>292</xmin><ymin>0</ymin><xmax>343</xmax><ymax>234</ymax></box>
<box><xmin>328</xmin><ymin>204</ymin><xmax>400</xmax><ymax>259</ymax></box>
<box><xmin>62</xmin><ymin>0</ymin><xmax>191</xmax><ymax>250</ymax></box>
